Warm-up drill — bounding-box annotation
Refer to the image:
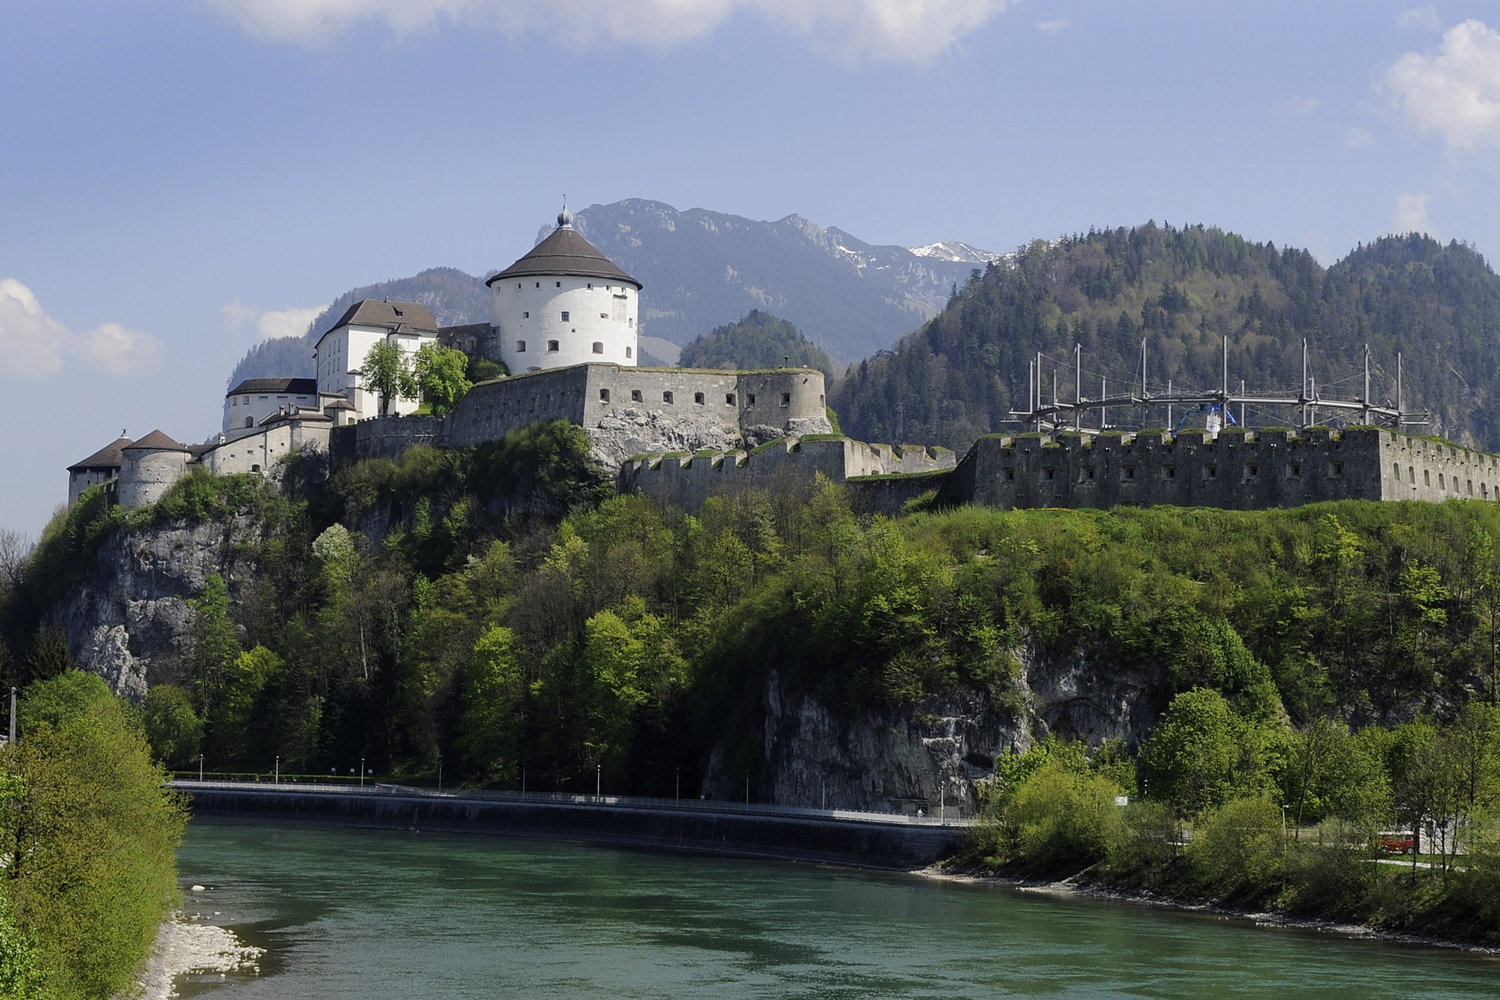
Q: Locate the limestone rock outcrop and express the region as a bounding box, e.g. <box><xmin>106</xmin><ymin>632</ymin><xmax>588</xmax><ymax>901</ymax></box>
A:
<box><xmin>51</xmin><ymin>519</ymin><xmax>254</xmax><ymax>701</ymax></box>
<box><xmin>705</xmin><ymin>647</ymin><xmax>1166</xmax><ymax>816</ymax></box>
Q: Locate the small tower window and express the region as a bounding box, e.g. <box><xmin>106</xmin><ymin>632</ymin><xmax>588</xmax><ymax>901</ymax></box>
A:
<box><xmin>536</xmin><ymin>282</ymin><xmax>540</xmax><ymax>288</ymax></box>
<box><xmin>631</xmin><ymin>389</ymin><xmax>643</xmax><ymax>402</ymax></box>
<box><xmin>599</xmin><ymin>389</ymin><xmax>610</xmax><ymax>402</ymax></box>
<box><xmin>561</xmin><ymin>311</ymin><xmax>570</xmax><ymax>322</ymax></box>
<box><xmin>523</xmin><ymin>312</ymin><xmax>529</xmax><ymax>319</ymax></box>
<box><xmin>547</xmin><ymin>340</ymin><xmax>559</xmax><ymax>352</ymax></box>
<box><xmin>556</xmin><ymin>281</ymin><xmax>561</xmax><ymax>288</ymax></box>
<box><xmin>592</xmin><ymin>342</ymin><xmax>604</xmax><ymax>354</ymax></box>
<box><xmin>245</xmin><ymin>417</ymin><xmax>253</xmax><ymax>428</ymax></box>
<box><xmin>663</xmin><ymin>391</ymin><xmax>674</xmax><ymax>404</ymax></box>
<box><xmin>600</xmin><ymin>313</ymin><xmax>608</xmax><ymax>319</ymax></box>
<box><xmin>781</xmin><ymin>392</ymin><xmax>791</xmax><ymax>406</ymax></box>
<box><xmin>516</xmin><ymin>340</ymin><xmax>526</xmax><ymax>352</ymax></box>
<box><xmin>694</xmin><ymin>392</ymin><xmax>704</xmax><ymax>405</ymax></box>
<box><xmin>588</xmin><ymin>283</ymin><xmax>593</xmax><ymax>289</ymax></box>
<box><xmin>517</xmin><ymin>283</ymin><xmax>521</xmax><ymax>289</ymax></box>
<box><xmin>625</xmin><ymin>346</ymin><xmax>632</xmax><ymax>359</ymax></box>
<box><xmin>747</xmin><ymin>394</ymin><xmax>756</xmax><ymax>405</ymax></box>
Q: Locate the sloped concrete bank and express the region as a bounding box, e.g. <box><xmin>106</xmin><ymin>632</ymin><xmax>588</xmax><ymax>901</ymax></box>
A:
<box><xmin>180</xmin><ymin>784</ymin><xmax>968</xmax><ymax>869</ymax></box>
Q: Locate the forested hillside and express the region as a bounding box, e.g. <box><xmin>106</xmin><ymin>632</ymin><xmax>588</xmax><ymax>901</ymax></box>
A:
<box><xmin>10</xmin><ymin>426</ymin><xmax>1500</xmax><ymax>797</ymax></box>
<box><xmin>831</xmin><ymin>227</ymin><xmax>1500</xmax><ymax>453</ymax></box>
<box><xmin>677</xmin><ymin>310</ymin><xmax>834</xmax><ymax>380</ymax></box>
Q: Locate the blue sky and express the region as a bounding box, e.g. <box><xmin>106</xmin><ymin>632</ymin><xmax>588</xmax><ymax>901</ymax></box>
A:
<box><xmin>2</xmin><ymin>0</ymin><xmax>1499</xmax><ymax>537</ymax></box>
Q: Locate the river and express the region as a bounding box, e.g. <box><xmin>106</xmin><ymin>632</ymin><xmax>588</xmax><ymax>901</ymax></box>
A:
<box><xmin>175</xmin><ymin>819</ymin><xmax>1498</xmax><ymax>998</ymax></box>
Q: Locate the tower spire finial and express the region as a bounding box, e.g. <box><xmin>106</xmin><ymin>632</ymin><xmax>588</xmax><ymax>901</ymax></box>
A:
<box><xmin>557</xmin><ymin>195</ymin><xmax>573</xmax><ymax>230</ymax></box>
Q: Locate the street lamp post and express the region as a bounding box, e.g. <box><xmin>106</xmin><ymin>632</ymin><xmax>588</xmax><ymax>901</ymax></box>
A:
<box><xmin>198</xmin><ymin>754</ymin><xmax>204</xmax><ymax>781</ymax></box>
<box><xmin>675</xmin><ymin>767</ymin><xmax>680</xmax><ymax>802</ymax></box>
<box><xmin>274</xmin><ymin>756</ymin><xmax>280</xmax><ymax>784</ymax></box>
<box><xmin>360</xmin><ymin>757</ymin><xmax>366</xmax><ymax>787</ymax></box>
<box><xmin>596</xmin><ymin>763</ymin><xmax>601</xmax><ymax>798</ymax></box>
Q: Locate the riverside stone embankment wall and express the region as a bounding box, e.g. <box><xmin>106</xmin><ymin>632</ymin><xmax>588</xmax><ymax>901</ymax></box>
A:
<box><xmin>181</xmin><ymin>785</ymin><xmax>967</xmax><ymax>869</ymax></box>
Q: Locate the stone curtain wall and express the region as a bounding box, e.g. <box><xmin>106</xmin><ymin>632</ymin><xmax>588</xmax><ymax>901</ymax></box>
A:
<box><xmin>623</xmin><ymin>426</ymin><xmax>1500</xmax><ymax>516</ymax></box>
<box><xmin>348</xmin><ymin>364</ymin><xmax>833</xmax><ymax>466</ymax></box>
<box><xmin>1383</xmin><ymin>433</ymin><xmax>1500</xmax><ymax>502</ymax></box>
<box><xmin>620</xmin><ymin>437</ymin><xmax>957</xmax><ymax>512</ymax></box>
<box><xmin>950</xmin><ymin>427</ymin><xmax>1500</xmax><ymax>512</ymax></box>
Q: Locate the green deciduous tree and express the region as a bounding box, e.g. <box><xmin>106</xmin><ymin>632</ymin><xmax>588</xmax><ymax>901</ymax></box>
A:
<box><xmin>414</xmin><ymin>343</ymin><xmax>473</xmax><ymax>415</ymax></box>
<box><xmin>362</xmin><ymin>341</ymin><xmax>418</xmax><ymax>416</ymax></box>
<box><xmin>1</xmin><ymin>671</ymin><xmax>185</xmax><ymax>999</ymax></box>
<box><xmin>188</xmin><ymin>574</ymin><xmax>241</xmax><ymax>720</ymax></box>
<box><xmin>140</xmin><ymin>684</ymin><xmax>203</xmax><ymax>767</ymax></box>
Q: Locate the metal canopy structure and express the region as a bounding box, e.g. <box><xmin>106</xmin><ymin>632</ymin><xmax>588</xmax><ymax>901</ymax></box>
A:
<box><xmin>1010</xmin><ymin>336</ymin><xmax>1431</xmax><ymax>435</ymax></box>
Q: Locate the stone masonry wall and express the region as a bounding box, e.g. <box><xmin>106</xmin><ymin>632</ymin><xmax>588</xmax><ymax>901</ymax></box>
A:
<box><xmin>620</xmin><ymin>436</ymin><xmax>957</xmax><ymax>512</ymax></box>
<box><xmin>945</xmin><ymin>427</ymin><xmax>1500</xmax><ymax>512</ymax></box>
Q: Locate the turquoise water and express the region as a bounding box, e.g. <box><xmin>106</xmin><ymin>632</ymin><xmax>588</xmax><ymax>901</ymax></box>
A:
<box><xmin>177</xmin><ymin>820</ymin><xmax>1498</xmax><ymax>998</ymax></box>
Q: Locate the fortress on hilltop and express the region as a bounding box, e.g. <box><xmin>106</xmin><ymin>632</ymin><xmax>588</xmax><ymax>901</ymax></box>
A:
<box><xmin>64</xmin><ymin>204</ymin><xmax>1500</xmax><ymax>517</ymax></box>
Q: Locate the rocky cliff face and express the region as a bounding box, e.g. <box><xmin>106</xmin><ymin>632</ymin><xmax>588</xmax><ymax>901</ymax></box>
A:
<box><xmin>585</xmin><ymin>407</ymin><xmax>833</xmax><ymax>470</ymax></box>
<box><xmin>51</xmin><ymin>519</ymin><xmax>255</xmax><ymax>701</ymax></box>
<box><xmin>706</xmin><ymin>645</ymin><xmax>1166</xmax><ymax>816</ymax></box>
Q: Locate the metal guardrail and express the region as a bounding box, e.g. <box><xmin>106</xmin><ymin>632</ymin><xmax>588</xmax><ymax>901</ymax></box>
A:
<box><xmin>170</xmin><ymin>779</ymin><xmax>978</xmax><ymax>828</ymax></box>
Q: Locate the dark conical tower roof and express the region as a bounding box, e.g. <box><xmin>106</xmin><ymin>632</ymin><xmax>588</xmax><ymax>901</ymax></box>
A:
<box><xmin>486</xmin><ymin>223</ymin><xmax>641</xmax><ymax>289</ymax></box>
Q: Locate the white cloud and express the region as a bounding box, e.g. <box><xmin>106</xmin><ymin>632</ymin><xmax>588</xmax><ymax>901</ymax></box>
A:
<box><xmin>0</xmin><ymin>279</ymin><xmax>161</xmax><ymax>379</ymax></box>
<box><xmin>1392</xmin><ymin>192</ymin><xmax>1436</xmax><ymax>234</ymax></box>
<box><xmin>223</xmin><ymin>299</ymin><xmax>323</xmax><ymax>341</ymax></box>
<box><xmin>256</xmin><ymin>306</ymin><xmax>323</xmax><ymax>340</ymax></box>
<box><xmin>1035</xmin><ymin>18</ymin><xmax>1069</xmax><ymax>35</ymax></box>
<box><xmin>202</xmin><ymin>0</ymin><xmax>1017</xmax><ymax>64</ymax></box>
<box><xmin>0</xmin><ymin>279</ymin><xmax>67</xmax><ymax>377</ymax></box>
<box><xmin>1271</xmin><ymin>96</ymin><xmax>1320</xmax><ymax>120</ymax></box>
<box><xmin>1398</xmin><ymin>6</ymin><xmax>1444</xmax><ymax>32</ymax></box>
<box><xmin>1341</xmin><ymin>126</ymin><xmax>1376</xmax><ymax>148</ymax></box>
<box><xmin>1381</xmin><ymin>19</ymin><xmax>1500</xmax><ymax>154</ymax></box>
<box><xmin>75</xmin><ymin>323</ymin><xmax>163</xmax><ymax>375</ymax></box>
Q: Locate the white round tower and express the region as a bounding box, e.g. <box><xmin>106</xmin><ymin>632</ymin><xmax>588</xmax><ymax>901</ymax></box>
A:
<box><xmin>487</xmin><ymin>205</ymin><xmax>642</xmax><ymax>373</ymax></box>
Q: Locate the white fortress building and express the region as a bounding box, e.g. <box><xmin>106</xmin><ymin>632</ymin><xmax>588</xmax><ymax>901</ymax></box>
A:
<box><xmin>315</xmin><ymin>299</ymin><xmax>440</xmax><ymax>420</ymax></box>
<box><xmin>489</xmin><ymin>206</ymin><xmax>640</xmax><ymax>373</ymax></box>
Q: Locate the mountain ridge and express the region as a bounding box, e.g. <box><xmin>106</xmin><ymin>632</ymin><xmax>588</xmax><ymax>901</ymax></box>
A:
<box><xmin>226</xmin><ymin>199</ymin><xmax>990</xmax><ymax>388</ymax></box>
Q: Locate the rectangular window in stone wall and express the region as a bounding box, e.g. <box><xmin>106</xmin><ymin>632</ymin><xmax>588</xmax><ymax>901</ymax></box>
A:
<box><xmin>663</xmin><ymin>391</ymin><xmax>673</xmax><ymax>404</ymax></box>
<box><xmin>1163</xmin><ymin>466</ymin><xmax>1176</xmax><ymax>479</ymax></box>
<box><xmin>694</xmin><ymin>392</ymin><xmax>704</xmax><ymax>405</ymax></box>
<box><xmin>1288</xmin><ymin>463</ymin><xmax>1302</xmax><ymax>479</ymax></box>
<box><xmin>547</xmin><ymin>340</ymin><xmax>559</xmax><ymax>352</ymax></box>
<box><xmin>1004</xmin><ymin>468</ymin><xmax>1015</xmax><ymax>481</ymax></box>
<box><xmin>1121</xmin><ymin>466</ymin><xmax>1135</xmax><ymax>480</ymax></box>
<box><xmin>748</xmin><ymin>394</ymin><xmax>756</xmax><ymax>405</ymax></box>
<box><xmin>781</xmin><ymin>393</ymin><xmax>790</xmax><ymax>406</ymax></box>
<box><xmin>600</xmin><ymin>389</ymin><xmax>610</xmax><ymax>402</ymax></box>
<box><xmin>631</xmin><ymin>389</ymin><xmax>642</xmax><ymax>402</ymax></box>
<box><xmin>1080</xmin><ymin>466</ymin><xmax>1095</xmax><ymax>481</ymax></box>
<box><xmin>1203</xmin><ymin>465</ymin><xmax>1217</xmax><ymax>480</ymax></box>
<box><xmin>1332</xmin><ymin>462</ymin><xmax>1343</xmax><ymax>477</ymax></box>
<box><xmin>1245</xmin><ymin>465</ymin><xmax>1259</xmax><ymax>480</ymax></box>
<box><xmin>561</xmin><ymin>311</ymin><xmax>570</xmax><ymax>322</ymax></box>
<box><xmin>726</xmin><ymin>393</ymin><xmax>736</xmax><ymax>405</ymax></box>
<box><xmin>1043</xmin><ymin>468</ymin><xmax>1055</xmax><ymax>481</ymax></box>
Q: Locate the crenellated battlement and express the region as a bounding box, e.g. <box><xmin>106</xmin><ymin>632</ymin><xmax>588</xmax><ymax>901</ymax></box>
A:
<box><xmin>944</xmin><ymin>426</ymin><xmax>1500</xmax><ymax>510</ymax></box>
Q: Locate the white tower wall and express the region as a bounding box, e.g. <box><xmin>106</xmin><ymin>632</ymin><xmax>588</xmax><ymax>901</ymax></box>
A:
<box><xmin>493</xmin><ymin>277</ymin><xmax>638</xmax><ymax>374</ymax></box>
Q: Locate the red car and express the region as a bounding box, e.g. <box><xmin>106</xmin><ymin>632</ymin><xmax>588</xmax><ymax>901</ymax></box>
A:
<box><xmin>1380</xmin><ymin>833</ymin><xmax>1416</xmax><ymax>854</ymax></box>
